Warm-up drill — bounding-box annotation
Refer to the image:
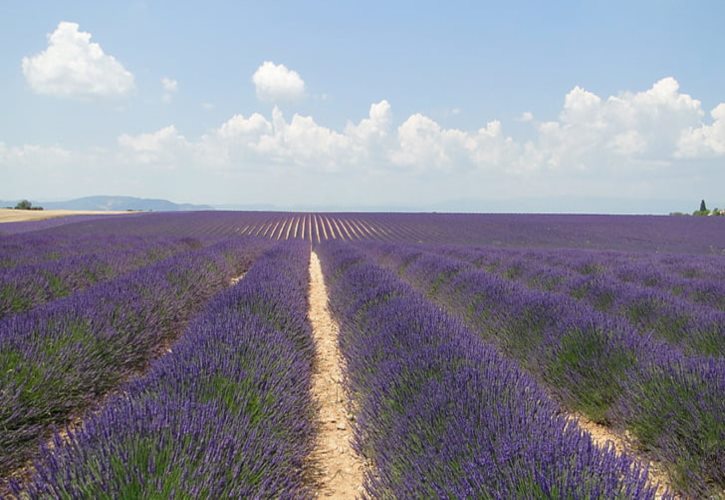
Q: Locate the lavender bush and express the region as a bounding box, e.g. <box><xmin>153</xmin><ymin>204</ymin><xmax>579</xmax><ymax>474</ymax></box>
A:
<box><xmin>13</xmin><ymin>241</ymin><xmax>315</xmax><ymax>497</ymax></box>
<box><xmin>0</xmin><ymin>236</ymin><xmax>202</xmax><ymax>318</ymax></box>
<box><xmin>0</xmin><ymin>237</ymin><xmax>269</xmax><ymax>478</ymax></box>
<box><xmin>428</xmin><ymin>245</ymin><xmax>725</xmax><ymax>356</ymax></box>
<box><xmin>363</xmin><ymin>242</ymin><xmax>723</xmax><ymax>496</ymax></box>
<box><xmin>318</xmin><ymin>241</ymin><xmax>659</xmax><ymax>498</ymax></box>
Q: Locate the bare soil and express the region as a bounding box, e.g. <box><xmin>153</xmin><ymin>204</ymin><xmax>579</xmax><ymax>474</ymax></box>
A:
<box><xmin>568</xmin><ymin>413</ymin><xmax>673</xmax><ymax>498</ymax></box>
<box><xmin>307</xmin><ymin>252</ymin><xmax>365</xmax><ymax>498</ymax></box>
<box><xmin>0</xmin><ymin>208</ymin><xmax>128</xmax><ymax>224</ymax></box>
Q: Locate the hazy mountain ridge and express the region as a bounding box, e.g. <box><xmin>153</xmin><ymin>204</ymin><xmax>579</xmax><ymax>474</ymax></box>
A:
<box><xmin>1</xmin><ymin>196</ymin><xmax>212</xmax><ymax>212</ymax></box>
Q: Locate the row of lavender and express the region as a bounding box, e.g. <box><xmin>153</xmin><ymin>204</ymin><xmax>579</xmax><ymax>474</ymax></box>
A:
<box><xmin>0</xmin><ymin>214</ymin><xmax>129</xmax><ymax>236</ymax></box>
<box><xmin>0</xmin><ymin>232</ymin><xmax>198</xmax><ymax>270</ymax></box>
<box><xmin>318</xmin><ymin>242</ymin><xmax>660</xmax><ymax>498</ymax></box>
<box><xmin>352</xmin><ymin>213</ymin><xmax>725</xmax><ymax>254</ymax></box>
<box><xmin>431</xmin><ymin>245</ymin><xmax>725</xmax><ymax>356</ymax></box>
<box><xmin>0</xmin><ymin>235</ymin><xmax>205</xmax><ymax>318</ymax></box>
<box><xmin>441</xmin><ymin>245</ymin><xmax>725</xmax><ymax>310</ymax></box>
<box><xmin>361</xmin><ymin>242</ymin><xmax>723</xmax><ymax>496</ymax></box>
<box><xmin>0</xmin><ymin>236</ymin><xmax>269</xmax><ymax>479</ymax></box>
<box><xmin>13</xmin><ymin>241</ymin><xmax>315</xmax><ymax>497</ymax></box>
<box><xmin>6</xmin><ymin>211</ymin><xmax>723</xmax><ymax>254</ymax></box>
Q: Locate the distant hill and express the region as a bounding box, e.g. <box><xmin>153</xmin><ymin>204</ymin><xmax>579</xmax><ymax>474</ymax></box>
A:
<box><xmin>1</xmin><ymin>196</ymin><xmax>212</xmax><ymax>212</ymax></box>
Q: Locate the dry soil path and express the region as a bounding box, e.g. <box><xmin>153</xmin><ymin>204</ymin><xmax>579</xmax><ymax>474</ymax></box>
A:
<box><xmin>308</xmin><ymin>251</ymin><xmax>365</xmax><ymax>498</ymax></box>
<box><xmin>0</xmin><ymin>208</ymin><xmax>128</xmax><ymax>224</ymax></box>
<box><xmin>570</xmin><ymin>413</ymin><xmax>673</xmax><ymax>498</ymax></box>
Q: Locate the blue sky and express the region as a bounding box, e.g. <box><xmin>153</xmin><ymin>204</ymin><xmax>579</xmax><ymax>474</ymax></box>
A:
<box><xmin>1</xmin><ymin>1</ymin><xmax>724</xmax><ymax>212</ymax></box>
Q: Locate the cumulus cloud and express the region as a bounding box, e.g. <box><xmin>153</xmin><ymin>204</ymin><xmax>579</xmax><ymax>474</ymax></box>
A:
<box><xmin>677</xmin><ymin>103</ymin><xmax>725</xmax><ymax>157</ymax></box>
<box><xmin>18</xmin><ymin>74</ymin><xmax>723</xmax><ymax>202</ymax></box>
<box><xmin>530</xmin><ymin>77</ymin><xmax>706</xmax><ymax>171</ymax></box>
<box><xmin>22</xmin><ymin>21</ymin><xmax>134</xmax><ymax>98</ymax></box>
<box><xmin>109</xmin><ymin>78</ymin><xmax>725</xmax><ymax>177</ymax></box>
<box><xmin>252</xmin><ymin>61</ymin><xmax>305</xmax><ymax>102</ymax></box>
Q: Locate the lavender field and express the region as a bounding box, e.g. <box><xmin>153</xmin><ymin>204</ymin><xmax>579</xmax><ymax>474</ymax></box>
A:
<box><xmin>1</xmin><ymin>211</ymin><xmax>723</xmax><ymax>498</ymax></box>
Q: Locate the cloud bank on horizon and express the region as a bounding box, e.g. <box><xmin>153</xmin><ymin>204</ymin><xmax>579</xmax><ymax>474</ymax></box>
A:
<box><xmin>3</xmin><ymin>20</ymin><xmax>725</xmax><ymax>211</ymax></box>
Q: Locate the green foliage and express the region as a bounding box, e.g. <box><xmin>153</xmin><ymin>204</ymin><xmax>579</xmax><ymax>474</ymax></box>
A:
<box><xmin>13</xmin><ymin>199</ymin><xmax>43</xmax><ymax>210</ymax></box>
<box><xmin>627</xmin><ymin>368</ymin><xmax>724</xmax><ymax>495</ymax></box>
<box><xmin>545</xmin><ymin>328</ymin><xmax>634</xmax><ymax>423</ymax></box>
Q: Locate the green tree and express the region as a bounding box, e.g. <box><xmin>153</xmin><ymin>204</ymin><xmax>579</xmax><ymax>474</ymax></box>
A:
<box><xmin>699</xmin><ymin>199</ymin><xmax>707</xmax><ymax>212</ymax></box>
<box><xmin>14</xmin><ymin>200</ymin><xmax>32</xmax><ymax>210</ymax></box>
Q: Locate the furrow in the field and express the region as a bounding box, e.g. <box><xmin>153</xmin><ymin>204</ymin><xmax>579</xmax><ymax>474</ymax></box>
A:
<box><xmin>568</xmin><ymin>414</ymin><xmax>671</xmax><ymax>497</ymax></box>
<box><xmin>266</xmin><ymin>219</ymin><xmax>279</xmax><ymax>237</ymax></box>
<box><xmin>307</xmin><ymin>215</ymin><xmax>313</xmax><ymax>242</ymax></box>
<box><xmin>285</xmin><ymin>217</ymin><xmax>294</xmax><ymax>240</ymax></box>
<box><xmin>341</xmin><ymin>219</ymin><xmax>359</xmax><ymax>240</ymax></box>
<box><xmin>318</xmin><ymin>215</ymin><xmax>329</xmax><ymax>241</ymax></box>
<box><xmin>350</xmin><ymin>219</ymin><xmax>374</xmax><ymax>239</ymax></box>
<box><xmin>358</xmin><ymin>220</ymin><xmax>382</xmax><ymax>239</ymax></box>
<box><xmin>274</xmin><ymin>218</ymin><xmax>287</xmax><ymax>240</ymax></box>
<box><xmin>307</xmin><ymin>251</ymin><xmax>365</xmax><ymax>496</ymax></box>
<box><xmin>268</xmin><ymin>220</ymin><xmax>281</xmax><ymax>240</ymax></box>
<box><xmin>253</xmin><ymin>221</ymin><xmax>267</xmax><ymax>237</ymax></box>
<box><xmin>337</xmin><ymin>219</ymin><xmax>354</xmax><ymax>240</ymax></box>
<box><xmin>362</xmin><ymin>220</ymin><xmax>387</xmax><ymax>240</ymax></box>
<box><xmin>383</xmin><ymin>222</ymin><xmax>409</xmax><ymax>240</ymax></box>
<box><xmin>320</xmin><ymin>216</ymin><xmax>333</xmax><ymax>240</ymax></box>
<box><xmin>293</xmin><ymin>216</ymin><xmax>301</xmax><ymax>239</ymax></box>
<box><xmin>313</xmin><ymin>215</ymin><xmax>321</xmax><ymax>243</ymax></box>
<box><xmin>290</xmin><ymin>217</ymin><xmax>298</xmax><ymax>239</ymax></box>
<box><xmin>260</xmin><ymin>221</ymin><xmax>273</xmax><ymax>238</ymax></box>
<box><xmin>398</xmin><ymin>223</ymin><xmax>426</xmax><ymax>241</ymax></box>
<box><xmin>330</xmin><ymin>218</ymin><xmax>346</xmax><ymax>241</ymax></box>
<box><xmin>374</xmin><ymin>221</ymin><xmax>398</xmax><ymax>241</ymax></box>
<box><xmin>300</xmin><ymin>215</ymin><xmax>307</xmax><ymax>241</ymax></box>
<box><xmin>329</xmin><ymin>217</ymin><xmax>340</xmax><ymax>240</ymax></box>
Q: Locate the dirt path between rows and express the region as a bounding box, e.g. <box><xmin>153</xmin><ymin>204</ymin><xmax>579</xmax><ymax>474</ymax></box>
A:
<box><xmin>307</xmin><ymin>251</ymin><xmax>365</xmax><ymax>498</ymax></box>
<box><xmin>569</xmin><ymin>413</ymin><xmax>673</xmax><ymax>498</ymax></box>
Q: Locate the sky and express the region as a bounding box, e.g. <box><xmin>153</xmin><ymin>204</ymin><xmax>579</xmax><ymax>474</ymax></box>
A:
<box><xmin>1</xmin><ymin>0</ymin><xmax>724</xmax><ymax>213</ymax></box>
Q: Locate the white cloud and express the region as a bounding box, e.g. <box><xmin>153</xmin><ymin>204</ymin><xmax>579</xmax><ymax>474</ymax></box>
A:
<box><xmin>161</xmin><ymin>77</ymin><xmax>178</xmax><ymax>93</ymax></box>
<box><xmin>345</xmin><ymin>100</ymin><xmax>392</xmax><ymax>145</ymax></box>
<box><xmin>217</xmin><ymin>113</ymin><xmax>272</xmax><ymax>139</ymax></box>
<box><xmin>530</xmin><ymin>77</ymin><xmax>707</xmax><ymax>171</ymax></box>
<box><xmin>161</xmin><ymin>77</ymin><xmax>178</xmax><ymax>103</ymax></box>
<box><xmin>252</xmin><ymin>61</ymin><xmax>305</xmax><ymax>102</ymax></box>
<box><xmin>677</xmin><ymin>103</ymin><xmax>725</xmax><ymax>157</ymax></box>
<box><xmin>0</xmin><ymin>142</ymin><xmax>73</xmax><ymax>166</ymax></box>
<box><xmin>118</xmin><ymin>125</ymin><xmax>188</xmax><ymax>166</ymax></box>
<box><xmin>13</xmin><ymin>76</ymin><xmax>723</xmax><ymax>208</ymax></box>
<box><xmin>109</xmin><ymin>78</ymin><xmax>725</xmax><ymax>177</ymax></box>
<box><xmin>22</xmin><ymin>21</ymin><xmax>134</xmax><ymax>98</ymax></box>
<box><xmin>519</xmin><ymin>111</ymin><xmax>534</xmax><ymax>122</ymax></box>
